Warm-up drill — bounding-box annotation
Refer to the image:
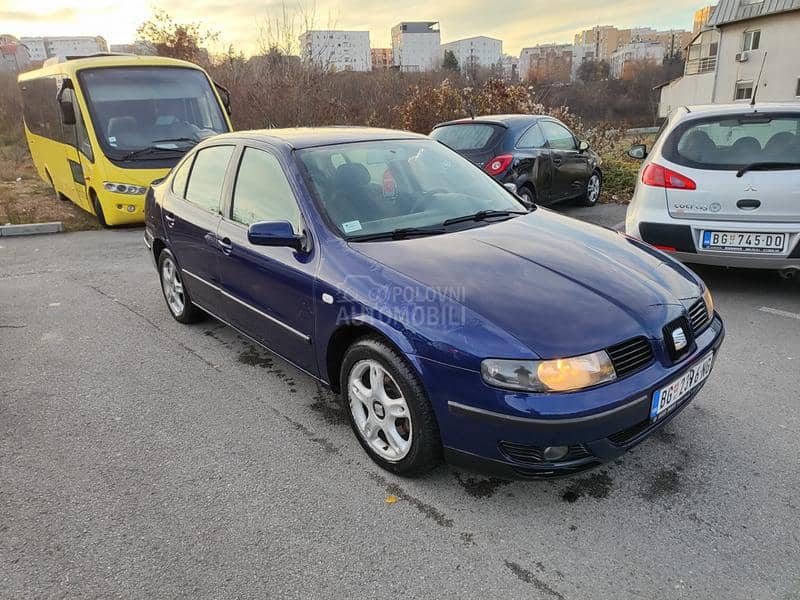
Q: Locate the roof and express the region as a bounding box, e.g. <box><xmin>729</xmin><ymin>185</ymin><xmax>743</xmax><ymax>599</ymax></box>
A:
<box><xmin>433</xmin><ymin>114</ymin><xmax>544</xmax><ymax>129</ymax></box>
<box><xmin>677</xmin><ymin>102</ymin><xmax>800</xmax><ymax>117</ymax></box>
<box><xmin>17</xmin><ymin>54</ymin><xmax>204</xmax><ymax>81</ymax></box>
<box><xmin>707</xmin><ymin>0</ymin><xmax>800</xmax><ymax>26</ymax></box>
<box><xmin>213</xmin><ymin>127</ymin><xmax>427</xmax><ymax>150</ymax></box>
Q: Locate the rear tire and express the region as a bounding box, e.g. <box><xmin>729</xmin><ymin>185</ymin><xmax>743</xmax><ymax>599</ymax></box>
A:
<box><xmin>158</xmin><ymin>249</ymin><xmax>204</xmax><ymax>324</ymax></box>
<box><xmin>577</xmin><ymin>170</ymin><xmax>602</xmax><ymax>206</ymax></box>
<box><xmin>518</xmin><ymin>185</ymin><xmax>536</xmax><ymax>207</ymax></box>
<box><xmin>341</xmin><ymin>336</ymin><xmax>442</xmax><ymax>477</ymax></box>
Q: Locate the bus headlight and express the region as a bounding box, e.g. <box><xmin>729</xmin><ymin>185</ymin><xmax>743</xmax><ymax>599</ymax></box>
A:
<box><xmin>103</xmin><ymin>182</ymin><xmax>147</xmax><ymax>195</ymax></box>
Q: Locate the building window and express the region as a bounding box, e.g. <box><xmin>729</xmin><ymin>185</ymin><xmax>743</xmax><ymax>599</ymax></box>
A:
<box><xmin>742</xmin><ymin>30</ymin><xmax>760</xmax><ymax>51</ymax></box>
<box><xmin>735</xmin><ymin>80</ymin><xmax>754</xmax><ymax>101</ymax></box>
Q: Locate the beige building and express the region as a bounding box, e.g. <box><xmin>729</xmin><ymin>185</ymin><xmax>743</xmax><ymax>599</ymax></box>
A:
<box><xmin>658</xmin><ymin>0</ymin><xmax>800</xmax><ymax>117</ymax></box>
<box><xmin>371</xmin><ymin>48</ymin><xmax>393</xmax><ymax>70</ymax></box>
<box><xmin>520</xmin><ymin>43</ymin><xmax>573</xmax><ymax>82</ymax></box>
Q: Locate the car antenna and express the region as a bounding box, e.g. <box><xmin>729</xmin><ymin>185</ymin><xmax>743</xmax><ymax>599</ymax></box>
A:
<box><xmin>750</xmin><ymin>51</ymin><xmax>767</xmax><ymax>108</ymax></box>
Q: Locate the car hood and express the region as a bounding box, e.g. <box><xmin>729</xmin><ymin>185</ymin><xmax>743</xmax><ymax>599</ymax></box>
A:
<box><xmin>349</xmin><ymin>209</ymin><xmax>702</xmax><ymax>358</ymax></box>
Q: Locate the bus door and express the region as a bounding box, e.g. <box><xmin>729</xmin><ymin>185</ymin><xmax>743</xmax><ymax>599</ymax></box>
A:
<box><xmin>56</xmin><ymin>81</ymin><xmax>91</xmax><ymax>212</ymax></box>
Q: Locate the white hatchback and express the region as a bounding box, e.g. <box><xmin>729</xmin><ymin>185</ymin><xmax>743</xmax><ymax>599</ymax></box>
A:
<box><xmin>625</xmin><ymin>103</ymin><xmax>800</xmax><ymax>276</ymax></box>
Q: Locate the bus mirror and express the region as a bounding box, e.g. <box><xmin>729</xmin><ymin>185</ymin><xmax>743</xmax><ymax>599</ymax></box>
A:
<box><xmin>58</xmin><ymin>100</ymin><xmax>76</xmax><ymax>126</ymax></box>
<box><xmin>56</xmin><ymin>80</ymin><xmax>76</xmax><ymax>126</ymax></box>
<box><xmin>214</xmin><ymin>81</ymin><xmax>232</xmax><ymax>116</ymax></box>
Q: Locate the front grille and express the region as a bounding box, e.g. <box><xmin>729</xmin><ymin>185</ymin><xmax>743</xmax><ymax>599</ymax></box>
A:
<box><xmin>607</xmin><ymin>336</ymin><xmax>654</xmax><ymax>378</ymax></box>
<box><xmin>499</xmin><ymin>441</ymin><xmax>592</xmax><ymax>465</ymax></box>
<box><xmin>688</xmin><ymin>298</ymin><xmax>710</xmax><ymax>333</ymax></box>
<box><xmin>663</xmin><ymin>316</ymin><xmax>693</xmax><ymax>362</ymax></box>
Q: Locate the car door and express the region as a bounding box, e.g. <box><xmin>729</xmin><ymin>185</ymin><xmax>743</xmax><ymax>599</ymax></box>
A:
<box><xmin>216</xmin><ymin>145</ymin><xmax>318</xmax><ymax>375</ymax></box>
<box><xmin>540</xmin><ymin>120</ymin><xmax>589</xmax><ymax>201</ymax></box>
<box><xmin>58</xmin><ymin>87</ymin><xmax>92</xmax><ymax>212</ymax></box>
<box><xmin>515</xmin><ymin>123</ymin><xmax>554</xmax><ymax>203</ymax></box>
<box><xmin>162</xmin><ymin>144</ymin><xmax>235</xmax><ymax>315</ymax></box>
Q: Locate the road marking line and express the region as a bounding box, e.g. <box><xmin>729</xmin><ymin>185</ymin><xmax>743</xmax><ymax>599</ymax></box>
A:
<box><xmin>613</xmin><ymin>220</ymin><xmax>626</xmax><ymax>231</ymax></box>
<box><xmin>759</xmin><ymin>306</ymin><xmax>800</xmax><ymax>321</ymax></box>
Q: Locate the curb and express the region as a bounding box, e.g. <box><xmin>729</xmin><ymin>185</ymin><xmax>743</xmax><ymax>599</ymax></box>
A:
<box><xmin>0</xmin><ymin>222</ymin><xmax>65</xmax><ymax>237</ymax></box>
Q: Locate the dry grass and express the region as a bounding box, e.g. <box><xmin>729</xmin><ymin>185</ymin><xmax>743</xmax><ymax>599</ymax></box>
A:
<box><xmin>0</xmin><ymin>145</ymin><xmax>100</xmax><ymax>232</ymax></box>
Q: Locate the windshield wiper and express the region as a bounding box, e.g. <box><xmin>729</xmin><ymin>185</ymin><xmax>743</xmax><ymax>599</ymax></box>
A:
<box><xmin>736</xmin><ymin>162</ymin><xmax>800</xmax><ymax>177</ymax></box>
<box><xmin>349</xmin><ymin>226</ymin><xmax>447</xmax><ymax>242</ymax></box>
<box><xmin>442</xmin><ymin>209</ymin><xmax>529</xmax><ymax>227</ymax></box>
<box><xmin>120</xmin><ymin>146</ymin><xmax>187</xmax><ymax>161</ymax></box>
<box><xmin>150</xmin><ymin>137</ymin><xmax>199</xmax><ymax>145</ymax></box>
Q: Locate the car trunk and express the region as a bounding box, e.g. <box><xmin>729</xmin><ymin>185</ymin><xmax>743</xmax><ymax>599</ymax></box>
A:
<box><xmin>663</xmin><ymin>111</ymin><xmax>800</xmax><ymax>223</ymax></box>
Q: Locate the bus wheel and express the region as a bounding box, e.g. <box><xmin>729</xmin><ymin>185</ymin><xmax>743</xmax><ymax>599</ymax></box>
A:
<box><xmin>91</xmin><ymin>192</ymin><xmax>109</xmax><ymax>228</ymax></box>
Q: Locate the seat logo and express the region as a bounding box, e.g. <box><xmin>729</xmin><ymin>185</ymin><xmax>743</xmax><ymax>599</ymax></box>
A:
<box><xmin>671</xmin><ymin>327</ymin><xmax>688</xmax><ymax>351</ymax></box>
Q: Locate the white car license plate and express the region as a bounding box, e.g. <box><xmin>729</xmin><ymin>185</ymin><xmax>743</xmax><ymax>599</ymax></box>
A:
<box><xmin>650</xmin><ymin>352</ymin><xmax>714</xmax><ymax>421</ymax></box>
<box><xmin>702</xmin><ymin>230</ymin><xmax>785</xmax><ymax>253</ymax></box>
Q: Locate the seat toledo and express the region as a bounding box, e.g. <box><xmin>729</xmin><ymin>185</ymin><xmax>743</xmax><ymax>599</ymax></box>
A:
<box><xmin>145</xmin><ymin>127</ymin><xmax>724</xmax><ymax>478</ymax></box>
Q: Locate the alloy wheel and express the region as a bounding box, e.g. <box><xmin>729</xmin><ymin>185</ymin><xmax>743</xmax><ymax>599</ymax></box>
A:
<box><xmin>348</xmin><ymin>359</ymin><xmax>412</xmax><ymax>462</ymax></box>
<box><xmin>161</xmin><ymin>256</ymin><xmax>185</xmax><ymax>316</ymax></box>
<box><xmin>587</xmin><ymin>173</ymin><xmax>601</xmax><ymax>204</ymax></box>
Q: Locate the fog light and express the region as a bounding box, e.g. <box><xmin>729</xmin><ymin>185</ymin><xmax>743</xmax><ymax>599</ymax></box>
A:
<box><xmin>543</xmin><ymin>446</ymin><xmax>569</xmax><ymax>461</ymax></box>
<box><xmin>127</xmin><ymin>205</ymin><xmax>136</xmax><ymax>213</ymax></box>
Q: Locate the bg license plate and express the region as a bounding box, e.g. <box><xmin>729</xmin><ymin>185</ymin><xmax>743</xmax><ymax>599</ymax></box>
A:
<box><xmin>650</xmin><ymin>352</ymin><xmax>714</xmax><ymax>421</ymax></box>
<box><xmin>702</xmin><ymin>230</ymin><xmax>785</xmax><ymax>253</ymax></box>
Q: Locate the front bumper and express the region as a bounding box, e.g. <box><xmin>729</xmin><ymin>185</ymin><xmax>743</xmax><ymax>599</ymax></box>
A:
<box><xmin>417</xmin><ymin>315</ymin><xmax>725</xmax><ymax>479</ymax></box>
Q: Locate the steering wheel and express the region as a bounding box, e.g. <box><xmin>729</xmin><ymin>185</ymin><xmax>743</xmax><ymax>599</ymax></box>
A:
<box><xmin>409</xmin><ymin>188</ymin><xmax>449</xmax><ymax>213</ymax></box>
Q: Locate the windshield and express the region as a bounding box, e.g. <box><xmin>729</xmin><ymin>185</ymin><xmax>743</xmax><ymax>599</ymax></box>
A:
<box><xmin>79</xmin><ymin>67</ymin><xmax>228</xmax><ymax>159</ymax></box>
<box><xmin>666</xmin><ymin>113</ymin><xmax>800</xmax><ymax>169</ymax></box>
<box><xmin>298</xmin><ymin>139</ymin><xmax>526</xmax><ymax>239</ymax></box>
<box><xmin>430</xmin><ymin>124</ymin><xmax>503</xmax><ymax>151</ymax></box>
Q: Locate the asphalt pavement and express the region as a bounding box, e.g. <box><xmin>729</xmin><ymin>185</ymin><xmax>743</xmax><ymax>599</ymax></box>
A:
<box><xmin>1</xmin><ymin>206</ymin><xmax>799</xmax><ymax>599</ymax></box>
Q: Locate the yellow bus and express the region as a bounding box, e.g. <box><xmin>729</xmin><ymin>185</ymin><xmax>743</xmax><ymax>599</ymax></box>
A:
<box><xmin>18</xmin><ymin>54</ymin><xmax>232</xmax><ymax>226</ymax></box>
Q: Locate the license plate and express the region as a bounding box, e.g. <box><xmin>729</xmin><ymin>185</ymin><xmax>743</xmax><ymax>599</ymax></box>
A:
<box><xmin>650</xmin><ymin>352</ymin><xmax>714</xmax><ymax>421</ymax></box>
<box><xmin>702</xmin><ymin>230</ymin><xmax>786</xmax><ymax>253</ymax></box>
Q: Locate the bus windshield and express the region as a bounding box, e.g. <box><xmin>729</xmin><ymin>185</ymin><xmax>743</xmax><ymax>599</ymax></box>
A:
<box><xmin>78</xmin><ymin>67</ymin><xmax>228</xmax><ymax>159</ymax></box>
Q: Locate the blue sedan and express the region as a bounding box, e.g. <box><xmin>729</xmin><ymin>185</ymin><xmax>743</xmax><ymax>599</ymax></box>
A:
<box><xmin>144</xmin><ymin>127</ymin><xmax>724</xmax><ymax>478</ymax></box>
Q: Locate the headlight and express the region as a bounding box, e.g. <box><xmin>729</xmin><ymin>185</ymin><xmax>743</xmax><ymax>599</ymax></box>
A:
<box><xmin>702</xmin><ymin>287</ymin><xmax>714</xmax><ymax>318</ymax></box>
<box><xmin>481</xmin><ymin>350</ymin><xmax>617</xmax><ymax>393</ymax></box>
<box><xmin>103</xmin><ymin>182</ymin><xmax>147</xmax><ymax>195</ymax></box>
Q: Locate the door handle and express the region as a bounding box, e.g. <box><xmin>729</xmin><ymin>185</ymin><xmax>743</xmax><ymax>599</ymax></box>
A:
<box><xmin>163</xmin><ymin>212</ymin><xmax>176</xmax><ymax>227</ymax></box>
<box><xmin>217</xmin><ymin>237</ymin><xmax>233</xmax><ymax>255</ymax></box>
<box><xmin>552</xmin><ymin>158</ymin><xmax>563</xmax><ymax>166</ymax></box>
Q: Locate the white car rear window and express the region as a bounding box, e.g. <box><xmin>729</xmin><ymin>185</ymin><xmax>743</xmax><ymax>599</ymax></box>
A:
<box><xmin>670</xmin><ymin>114</ymin><xmax>800</xmax><ymax>168</ymax></box>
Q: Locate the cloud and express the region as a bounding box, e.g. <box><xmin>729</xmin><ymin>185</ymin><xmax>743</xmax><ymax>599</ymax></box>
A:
<box><xmin>0</xmin><ymin>7</ymin><xmax>77</xmax><ymax>22</ymax></box>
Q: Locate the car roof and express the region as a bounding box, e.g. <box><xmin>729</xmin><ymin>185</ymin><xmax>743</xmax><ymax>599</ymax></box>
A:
<box><xmin>677</xmin><ymin>102</ymin><xmax>800</xmax><ymax>117</ymax></box>
<box><xmin>433</xmin><ymin>114</ymin><xmax>546</xmax><ymax>130</ymax></box>
<box><xmin>209</xmin><ymin>127</ymin><xmax>428</xmax><ymax>150</ymax></box>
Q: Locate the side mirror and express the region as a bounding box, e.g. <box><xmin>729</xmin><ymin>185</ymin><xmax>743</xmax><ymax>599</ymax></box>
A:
<box><xmin>56</xmin><ymin>80</ymin><xmax>76</xmax><ymax>126</ymax></box>
<box><xmin>628</xmin><ymin>144</ymin><xmax>648</xmax><ymax>160</ymax></box>
<box><xmin>214</xmin><ymin>81</ymin><xmax>232</xmax><ymax>116</ymax></box>
<box><xmin>578</xmin><ymin>140</ymin><xmax>590</xmax><ymax>152</ymax></box>
<box><xmin>503</xmin><ymin>182</ymin><xmax>518</xmax><ymax>194</ymax></box>
<box><xmin>248</xmin><ymin>220</ymin><xmax>304</xmax><ymax>251</ymax></box>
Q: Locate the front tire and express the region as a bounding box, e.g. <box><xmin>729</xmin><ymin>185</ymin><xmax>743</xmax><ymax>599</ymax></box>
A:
<box><xmin>92</xmin><ymin>193</ymin><xmax>109</xmax><ymax>228</ymax></box>
<box><xmin>577</xmin><ymin>170</ymin><xmax>602</xmax><ymax>206</ymax></box>
<box><xmin>158</xmin><ymin>249</ymin><xmax>203</xmax><ymax>324</ymax></box>
<box><xmin>341</xmin><ymin>336</ymin><xmax>442</xmax><ymax>476</ymax></box>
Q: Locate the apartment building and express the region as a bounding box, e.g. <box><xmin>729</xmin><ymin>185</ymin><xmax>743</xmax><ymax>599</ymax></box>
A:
<box><xmin>300</xmin><ymin>30</ymin><xmax>371</xmax><ymax>72</ymax></box>
<box><xmin>391</xmin><ymin>22</ymin><xmax>441</xmax><ymax>72</ymax></box>
<box><xmin>20</xmin><ymin>36</ymin><xmax>107</xmax><ymax>62</ymax></box>
<box><xmin>519</xmin><ymin>43</ymin><xmax>573</xmax><ymax>82</ymax></box>
<box><xmin>441</xmin><ymin>36</ymin><xmax>502</xmax><ymax>71</ymax></box>
<box><xmin>573</xmin><ymin>26</ymin><xmax>621</xmax><ymax>61</ymax></box>
<box><xmin>610</xmin><ymin>41</ymin><xmax>665</xmax><ymax>79</ymax></box>
<box><xmin>658</xmin><ymin>0</ymin><xmax>800</xmax><ymax>116</ymax></box>
<box><xmin>371</xmin><ymin>47</ymin><xmax>393</xmax><ymax>70</ymax></box>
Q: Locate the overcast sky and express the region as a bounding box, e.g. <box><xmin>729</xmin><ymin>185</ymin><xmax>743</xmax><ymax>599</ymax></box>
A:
<box><xmin>1</xmin><ymin>0</ymin><xmax>707</xmax><ymax>55</ymax></box>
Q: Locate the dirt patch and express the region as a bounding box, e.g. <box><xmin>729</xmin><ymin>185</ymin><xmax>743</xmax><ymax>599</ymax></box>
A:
<box><xmin>0</xmin><ymin>146</ymin><xmax>99</xmax><ymax>232</ymax></box>
<box><xmin>561</xmin><ymin>470</ymin><xmax>613</xmax><ymax>502</ymax></box>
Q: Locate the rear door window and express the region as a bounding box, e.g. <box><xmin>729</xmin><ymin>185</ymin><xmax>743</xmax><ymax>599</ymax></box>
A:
<box><xmin>430</xmin><ymin>124</ymin><xmax>503</xmax><ymax>151</ymax></box>
<box><xmin>666</xmin><ymin>114</ymin><xmax>800</xmax><ymax>169</ymax></box>
<box><xmin>517</xmin><ymin>124</ymin><xmax>547</xmax><ymax>149</ymax></box>
<box><xmin>184</xmin><ymin>145</ymin><xmax>234</xmax><ymax>212</ymax></box>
